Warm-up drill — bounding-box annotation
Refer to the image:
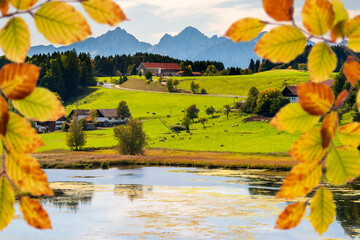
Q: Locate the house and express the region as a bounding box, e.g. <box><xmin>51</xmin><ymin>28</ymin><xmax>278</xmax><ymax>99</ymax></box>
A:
<box><xmin>137</xmin><ymin>63</ymin><xmax>181</xmax><ymax>76</ymax></box>
<box><xmin>96</xmin><ymin>109</ymin><xmax>129</xmax><ymax>127</ymax></box>
<box><xmin>36</xmin><ymin>116</ymin><xmax>67</xmax><ymax>133</ymax></box>
<box><xmin>178</xmin><ymin>71</ymin><xmax>201</xmax><ymax>77</ymax></box>
<box><xmin>68</xmin><ymin>109</ymin><xmax>90</xmax><ymax>119</ymax></box>
<box><xmin>282</xmin><ymin>79</ymin><xmax>335</xmax><ymax>103</ymax></box>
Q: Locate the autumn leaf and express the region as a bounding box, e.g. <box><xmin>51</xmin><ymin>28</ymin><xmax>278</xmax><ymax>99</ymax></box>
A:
<box><xmin>298</xmin><ymin>82</ymin><xmax>334</xmax><ymax>116</ymax></box>
<box><xmin>326</xmin><ymin>146</ymin><xmax>360</xmax><ymax>185</ymax></box>
<box><xmin>344</xmin><ymin>56</ymin><xmax>360</xmax><ymax>86</ymax></box>
<box><xmin>276</xmin><ymin>162</ymin><xmax>322</xmax><ymax>199</ymax></box>
<box><xmin>302</xmin><ymin>0</ymin><xmax>335</xmax><ymax>36</ymax></box>
<box><xmin>271</xmin><ymin>103</ymin><xmax>320</xmax><ymax>133</ymax></box>
<box><xmin>0</xmin><ymin>63</ymin><xmax>40</xmax><ymax>100</ymax></box>
<box><xmin>262</xmin><ymin>0</ymin><xmax>294</xmax><ymax>22</ymax></box>
<box><xmin>329</xmin><ymin>0</ymin><xmax>349</xmax><ymax>41</ymax></box>
<box><xmin>358</xmin><ymin>89</ymin><xmax>360</xmax><ymax>112</ymax></box>
<box><xmin>0</xmin><ymin>177</ymin><xmax>15</xmax><ymax>231</ymax></box>
<box><xmin>10</xmin><ymin>0</ymin><xmax>37</xmax><ymax>10</ymax></box>
<box><xmin>310</xmin><ymin>187</ymin><xmax>336</xmax><ymax>235</ymax></box>
<box><xmin>290</xmin><ymin>127</ymin><xmax>327</xmax><ymax>164</ymax></box>
<box><xmin>2</xmin><ymin>112</ymin><xmax>44</xmax><ymax>153</ymax></box>
<box><xmin>344</xmin><ymin>15</ymin><xmax>360</xmax><ymax>38</ymax></box>
<box><xmin>12</xmin><ymin>87</ymin><xmax>66</xmax><ymax>121</ymax></box>
<box><xmin>335</xmin><ymin>90</ymin><xmax>348</xmax><ymax>107</ymax></box>
<box><xmin>275</xmin><ymin>202</ymin><xmax>306</xmax><ymax>230</ymax></box>
<box><xmin>0</xmin><ymin>95</ymin><xmax>9</xmax><ymax>137</ymax></box>
<box><xmin>34</xmin><ymin>2</ymin><xmax>91</xmax><ymax>45</ymax></box>
<box><xmin>338</xmin><ymin>122</ymin><xmax>360</xmax><ymax>147</ymax></box>
<box><xmin>82</xmin><ymin>0</ymin><xmax>126</xmax><ymax>26</ymax></box>
<box><xmin>226</xmin><ymin>18</ymin><xmax>266</xmax><ymax>42</ymax></box>
<box><xmin>0</xmin><ymin>17</ymin><xmax>30</xmax><ymax>63</ymax></box>
<box><xmin>0</xmin><ymin>0</ymin><xmax>9</xmax><ymax>16</ymax></box>
<box><xmin>348</xmin><ymin>38</ymin><xmax>360</xmax><ymax>52</ymax></box>
<box><xmin>321</xmin><ymin>112</ymin><xmax>338</xmax><ymax>149</ymax></box>
<box><xmin>307</xmin><ymin>43</ymin><xmax>337</xmax><ymax>83</ymax></box>
<box><xmin>20</xmin><ymin>197</ymin><xmax>52</xmax><ymax>229</ymax></box>
<box><xmin>6</xmin><ymin>152</ymin><xmax>54</xmax><ymax>196</ymax></box>
<box><xmin>255</xmin><ymin>25</ymin><xmax>307</xmax><ymax>63</ymax></box>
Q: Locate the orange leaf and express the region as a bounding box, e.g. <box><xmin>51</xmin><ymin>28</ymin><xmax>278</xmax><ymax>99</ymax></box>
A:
<box><xmin>344</xmin><ymin>15</ymin><xmax>360</xmax><ymax>38</ymax></box>
<box><xmin>339</xmin><ymin>122</ymin><xmax>360</xmax><ymax>147</ymax></box>
<box><xmin>302</xmin><ymin>0</ymin><xmax>335</xmax><ymax>36</ymax></box>
<box><xmin>358</xmin><ymin>89</ymin><xmax>360</xmax><ymax>112</ymax></box>
<box><xmin>0</xmin><ymin>95</ymin><xmax>9</xmax><ymax>136</ymax></box>
<box><xmin>262</xmin><ymin>0</ymin><xmax>294</xmax><ymax>22</ymax></box>
<box><xmin>290</xmin><ymin>127</ymin><xmax>327</xmax><ymax>164</ymax></box>
<box><xmin>335</xmin><ymin>90</ymin><xmax>349</xmax><ymax>107</ymax></box>
<box><xmin>6</xmin><ymin>152</ymin><xmax>54</xmax><ymax>196</ymax></box>
<box><xmin>225</xmin><ymin>18</ymin><xmax>266</xmax><ymax>42</ymax></box>
<box><xmin>2</xmin><ymin>112</ymin><xmax>44</xmax><ymax>153</ymax></box>
<box><xmin>82</xmin><ymin>0</ymin><xmax>126</xmax><ymax>26</ymax></box>
<box><xmin>20</xmin><ymin>197</ymin><xmax>52</xmax><ymax>229</ymax></box>
<box><xmin>275</xmin><ymin>202</ymin><xmax>306</xmax><ymax>230</ymax></box>
<box><xmin>321</xmin><ymin>112</ymin><xmax>338</xmax><ymax>149</ymax></box>
<box><xmin>276</xmin><ymin>162</ymin><xmax>322</xmax><ymax>199</ymax></box>
<box><xmin>298</xmin><ymin>82</ymin><xmax>334</xmax><ymax>116</ymax></box>
<box><xmin>344</xmin><ymin>56</ymin><xmax>360</xmax><ymax>86</ymax></box>
<box><xmin>0</xmin><ymin>63</ymin><xmax>40</xmax><ymax>100</ymax></box>
<box><xmin>0</xmin><ymin>0</ymin><xmax>9</xmax><ymax>16</ymax></box>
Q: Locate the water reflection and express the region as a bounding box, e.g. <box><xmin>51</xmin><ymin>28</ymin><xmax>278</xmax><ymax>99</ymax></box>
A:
<box><xmin>43</xmin><ymin>181</ymin><xmax>94</xmax><ymax>212</ymax></box>
<box><xmin>114</xmin><ymin>184</ymin><xmax>153</xmax><ymax>201</ymax></box>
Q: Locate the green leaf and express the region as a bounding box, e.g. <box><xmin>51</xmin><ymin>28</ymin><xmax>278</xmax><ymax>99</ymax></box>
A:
<box><xmin>308</xmin><ymin>43</ymin><xmax>337</xmax><ymax>83</ymax></box>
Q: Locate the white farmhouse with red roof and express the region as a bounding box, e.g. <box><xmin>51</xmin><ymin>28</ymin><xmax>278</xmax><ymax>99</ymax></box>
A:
<box><xmin>137</xmin><ymin>62</ymin><xmax>181</xmax><ymax>76</ymax></box>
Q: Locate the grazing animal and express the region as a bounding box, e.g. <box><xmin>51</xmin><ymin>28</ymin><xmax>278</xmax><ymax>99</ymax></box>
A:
<box><xmin>205</xmin><ymin>136</ymin><xmax>209</xmax><ymax>138</ymax></box>
<box><xmin>220</xmin><ymin>144</ymin><xmax>224</xmax><ymax>147</ymax></box>
<box><xmin>180</xmin><ymin>137</ymin><xmax>184</xmax><ymax>140</ymax></box>
<box><xmin>224</xmin><ymin>130</ymin><xmax>228</xmax><ymax>132</ymax></box>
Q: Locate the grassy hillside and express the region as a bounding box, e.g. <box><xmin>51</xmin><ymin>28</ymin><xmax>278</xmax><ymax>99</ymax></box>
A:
<box><xmin>120</xmin><ymin>78</ymin><xmax>168</xmax><ymax>92</ymax></box>
<box><xmin>174</xmin><ymin>70</ymin><xmax>337</xmax><ymax>96</ymax></box>
<box><xmin>66</xmin><ymin>87</ymin><xmax>235</xmax><ymax>118</ymax></box>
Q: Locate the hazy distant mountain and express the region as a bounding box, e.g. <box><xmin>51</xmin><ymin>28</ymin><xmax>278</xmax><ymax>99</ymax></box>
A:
<box><xmin>28</xmin><ymin>26</ymin><xmax>318</xmax><ymax>68</ymax></box>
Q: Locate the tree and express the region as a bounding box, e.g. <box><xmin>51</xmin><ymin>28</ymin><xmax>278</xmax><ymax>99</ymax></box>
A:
<box><xmin>333</xmin><ymin>64</ymin><xmax>347</xmax><ymax>97</ymax></box>
<box><xmin>166</xmin><ymin>79</ymin><xmax>174</xmax><ymax>92</ymax></box>
<box><xmin>88</xmin><ymin>109</ymin><xmax>98</xmax><ymax>123</ymax></box>
<box><xmin>190</xmin><ymin>80</ymin><xmax>200</xmax><ymax>94</ymax></box>
<box><xmin>138</xmin><ymin>71</ymin><xmax>142</xmax><ymax>78</ymax></box>
<box><xmin>255</xmin><ymin>89</ymin><xmax>289</xmax><ymax>117</ymax></box>
<box><xmin>206</xmin><ymin>106</ymin><xmax>216</xmax><ymax>117</ymax></box>
<box><xmin>223</xmin><ymin>105</ymin><xmax>231</xmax><ymax>119</ymax></box>
<box><xmin>241</xmin><ymin>87</ymin><xmax>260</xmax><ymax>114</ymax></box>
<box><xmin>145</xmin><ymin>70</ymin><xmax>153</xmax><ymax>80</ymax></box>
<box><xmin>205</xmin><ymin>65</ymin><xmax>218</xmax><ymax>76</ymax></box>
<box><xmin>114</xmin><ymin>119</ymin><xmax>147</xmax><ymax>155</ymax></box>
<box><xmin>181</xmin><ymin>116</ymin><xmax>191</xmax><ymax>130</ymax></box>
<box><xmin>173</xmin><ymin>79</ymin><xmax>179</xmax><ymax>91</ymax></box>
<box><xmin>248</xmin><ymin>59</ymin><xmax>255</xmax><ymax>73</ymax></box>
<box><xmin>198</xmin><ymin>117</ymin><xmax>207</xmax><ymax>128</ymax></box>
<box><xmin>66</xmin><ymin>117</ymin><xmax>87</xmax><ymax>151</ymax></box>
<box><xmin>117</xmin><ymin>101</ymin><xmax>131</xmax><ymax>120</ymax></box>
<box><xmin>186</xmin><ymin>104</ymin><xmax>199</xmax><ymax>122</ymax></box>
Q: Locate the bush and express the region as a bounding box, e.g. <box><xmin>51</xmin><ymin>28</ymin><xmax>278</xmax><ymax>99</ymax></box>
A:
<box><xmin>186</xmin><ymin>104</ymin><xmax>200</xmax><ymax>122</ymax></box>
<box><xmin>170</xmin><ymin>125</ymin><xmax>187</xmax><ymax>132</ymax></box>
<box><xmin>241</xmin><ymin>87</ymin><xmax>259</xmax><ymax>114</ymax></box>
<box><xmin>61</xmin><ymin>123</ymin><xmax>69</xmax><ymax>132</ymax></box>
<box><xmin>66</xmin><ymin>118</ymin><xmax>87</xmax><ymax>151</ymax></box>
<box><xmin>181</xmin><ymin>117</ymin><xmax>191</xmax><ymax>130</ymax></box>
<box><xmin>200</xmin><ymin>88</ymin><xmax>207</xmax><ymax>94</ymax></box>
<box><xmin>255</xmin><ymin>89</ymin><xmax>290</xmax><ymax>117</ymax></box>
<box><xmin>145</xmin><ymin>70</ymin><xmax>153</xmax><ymax>80</ymax></box>
<box><xmin>166</xmin><ymin>79</ymin><xmax>174</xmax><ymax>92</ymax></box>
<box><xmin>113</xmin><ymin>119</ymin><xmax>147</xmax><ymax>155</ymax></box>
<box><xmin>205</xmin><ymin>106</ymin><xmax>216</xmax><ymax>117</ymax></box>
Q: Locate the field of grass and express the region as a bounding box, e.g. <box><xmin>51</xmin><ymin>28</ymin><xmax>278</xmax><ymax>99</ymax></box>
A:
<box><xmin>120</xmin><ymin>78</ymin><xmax>168</xmax><ymax>92</ymax></box>
<box><xmin>174</xmin><ymin>70</ymin><xmax>337</xmax><ymax>96</ymax></box>
<box><xmin>66</xmin><ymin>87</ymin><xmax>235</xmax><ymax>118</ymax></box>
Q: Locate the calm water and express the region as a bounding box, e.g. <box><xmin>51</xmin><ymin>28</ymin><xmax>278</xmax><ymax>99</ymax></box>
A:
<box><xmin>2</xmin><ymin>167</ymin><xmax>360</xmax><ymax>239</ymax></box>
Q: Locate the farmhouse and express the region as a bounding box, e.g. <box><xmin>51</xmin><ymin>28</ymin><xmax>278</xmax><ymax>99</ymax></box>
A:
<box><xmin>178</xmin><ymin>71</ymin><xmax>201</xmax><ymax>77</ymax></box>
<box><xmin>137</xmin><ymin>63</ymin><xmax>181</xmax><ymax>76</ymax></box>
<box><xmin>68</xmin><ymin>109</ymin><xmax>90</xmax><ymax>119</ymax></box>
<box><xmin>282</xmin><ymin>79</ymin><xmax>335</xmax><ymax>103</ymax></box>
<box><xmin>36</xmin><ymin>116</ymin><xmax>67</xmax><ymax>133</ymax></box>
<box><xmin>96</xmin><ymin>109</ymin><xmax>129</xmax><ymax>127</ymax></box>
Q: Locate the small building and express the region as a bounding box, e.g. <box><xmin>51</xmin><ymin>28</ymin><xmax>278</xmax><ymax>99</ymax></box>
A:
<box><xmin>68</xmin><ymin>109</ymin><xmax>90</xmax><ymax>119</ymax></box>
<box><xmin>178</xmin><ymin>71</ymin><xmax>201</xmax><ymax>77</ymax></box>
<box><xmin>36</xmin><ymin>116</ymin><xmax>68</xmax><ymax>133</ymax></box>
<box><xmin>96</xmin><ymin>109</ymin><xmax>129</xmax><ymax>127</ymax></box>
<box><xmin>282</xmin><ymin>79</ymin><xmax>335</xmax><ymax>103</ymax></box>
<box><xmin>137</xmin><ymin>63</ymin><xmax>181</xmax><ymax>76</ymax></box>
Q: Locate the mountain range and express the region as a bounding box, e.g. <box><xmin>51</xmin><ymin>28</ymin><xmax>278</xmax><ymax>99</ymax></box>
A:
<box><xmin>28</xmin><ymin>26</ymin><xmax>311</xmax><ymax>68</ymax></box>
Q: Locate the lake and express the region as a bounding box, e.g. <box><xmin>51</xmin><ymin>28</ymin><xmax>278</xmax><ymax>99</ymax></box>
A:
<box><xmin>2</xmin><ymin>167</ymin><xmax>360</xmax><ymax>239</ymax></box>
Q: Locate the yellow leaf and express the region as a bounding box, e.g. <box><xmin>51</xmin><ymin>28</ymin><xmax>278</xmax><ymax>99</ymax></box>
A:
<box><xmin>0</xmin><ymin>177</ymin><xmax>15</xmax><ymax>231</ymax></box>
<box><xmin>276</xmin><ymin>162</ymin><xmax>322</xmax><ymax>199</ymax></box>
<box><xmin>6</xmin><ymin>151</ymin><xmax>53</xmax><ymax>196</ymax></box>
<box><xmin>9</xmin><ymin>0</ymin><xmax>37</xmax><ymax>10</ymax></box>
<box><xmin>298</xmin><ymin>82</ymin><xmax>334</xmax><ymax>116</ymax></box>
<box><xmin>348</xmin><ymin>38</ymin><xmax>360</xmax><ymax>52</ymax></box>
<box><xmin>326</xmin><ymin>146</ymin><xmax>360</xmax><ymax>185</ymax></box>
<box><xmin>308</xmin><ymin>43</ymin><xmax>337</xmax><ymax>83</ymax></box>
<box><xmin>20</xmin><ymin>197</ymin><xmax>52</xmax><ymax>229</ymax></box>
<box><xmin>321</xmin><ymin>112</ymin><xmax>338</xmax><ymax>149</ymax></box>
<box><xmin>290</xmin><ymin>127</ymin><xmax>327</xmax><ymax>164</ymax></box>
<box><xmin>271</xmin><ymin>103</ymin><xmax>320</xmax><ymax>133</ymax></box>
<box><xmin>345</xmin><ymin>15</ymin><xmax>360</xmax><ymax>38</ymax></box>
<box><xmin>275</xmin><ymin>202</ymin><xmax>306</xmax><ymax>230</ymax></box>
<box><xmin>344</xmin><ymin>56</ymin><xmax>360</xmax><ymax>86</ymax></box>
<box><xmin>302</xmin><ymin>0</ymin><xmax>335</xmax><ymax>36</ymax></box>
<box><xmin>335</xmin><ymin>90</ymin><xmax>348</xmax><ymax>107</ymax></box>
<box><xmin>262</xmin><ymin>0</ymin><xmax>294</xmax><ymax>22</ymax></box>
<box><xmin>310</xmin><ymin>187</ymin><xmax>335</xmax><ymax>235</ymax></box>
<box><xmin>82</xmin><ymin>0</ymin><xmax>126</xmax><ymax>26</ymax></box>
<box><xmin>12</xmin><ymin>87</ymin><xmax>66</xmax><ymax>122</ymax></box>
<box><xmin>226</xmin><ymin>18</ymin><xmax>266</xmax><ymax>42</ymax></box>
<box><xmin>0</xmin><ymin>17</ymin><xmax>30</xmax><ymax>63</ymax></box>
<box><xmin>254</xmin><ymin>25</ymin><xmax>307</xmax><ymax>63</ymax></box>
<box><xmin>329</xmin><ymin>0</ymin><xmax>349</xmax><ymax>41</ymax></box>
<box><xmin>358</xmin><ymin>89</ymin><xmax>360</xmax><ymax>112</ymax></box>
<box><xmin>2</xmin><ymin>112</ymin><xmax>44</xmax><ymax>153</ymax></box>
<box><xmin>34</xmin><ymin>2</ymin><xmax>91</xmax><ymax>45</ymax></box>
<box><xmin>0</xmin><ymin>95</ymin><xmax>9</xmax><ymax>136</ymax></box>
<box><xmin>339</xmin><ymin>122</ymin><xmax>360</xmax><ymax>147</ymax></box>
<box><xmin>0</xmin><ymin>63</ymin><xmax>40</xmax><ymax>100</ymax></box>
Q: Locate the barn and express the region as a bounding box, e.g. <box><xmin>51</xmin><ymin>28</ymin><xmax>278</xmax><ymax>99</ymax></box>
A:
<box><xmin>137</xmin><ymin>63</ymin><xmax>181</xmax><ymax>76</ymax></box>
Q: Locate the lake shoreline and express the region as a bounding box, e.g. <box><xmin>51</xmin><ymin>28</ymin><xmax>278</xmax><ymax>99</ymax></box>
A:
<box><xmin>34</xmin><ymin>148</ymin><xmax>296</xmax><ymax>170</ymax></box>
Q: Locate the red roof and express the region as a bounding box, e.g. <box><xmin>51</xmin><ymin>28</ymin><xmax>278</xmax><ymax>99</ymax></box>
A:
<box><xmin>192</xmin><ymin>72</ymin><xmax>201</xmax><ymax>75</ymax></box>
<box><xmin>142</xmin><ymin>63</ymin><xmax>180</xmax><ymax>70</ymax></box>
<box><xmin>285</xmin><ymin>86</ymin><xmax>298</xmax><ymax>95</ymax></box>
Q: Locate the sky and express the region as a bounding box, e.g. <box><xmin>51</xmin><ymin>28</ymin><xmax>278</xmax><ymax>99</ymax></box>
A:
<box><xmin>3</xmin><ymin>0</ymin><xmax>360</xmax><ymax>46</ymax></box>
